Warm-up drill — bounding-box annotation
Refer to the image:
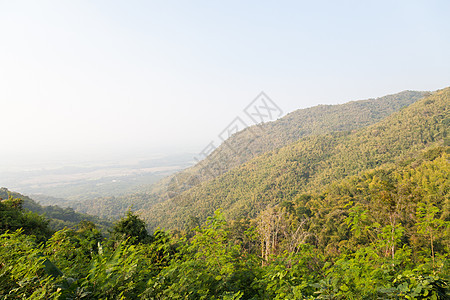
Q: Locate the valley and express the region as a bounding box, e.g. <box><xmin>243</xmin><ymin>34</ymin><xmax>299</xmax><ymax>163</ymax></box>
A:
<box><xmin>1</xmin><ymin>87</ymin><xmax>449</xmax><ymax>299</ymax></box>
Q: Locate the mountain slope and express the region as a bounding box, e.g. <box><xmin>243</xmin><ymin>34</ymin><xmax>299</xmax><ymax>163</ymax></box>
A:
<box><xmin>48</xmin><ymin>91</ymin><xmax>427</xmax><ymax>221</ymax></box>
<box><xmin>160</xmin><ymin>91</ymin><xmax>429</xmax><ymax>200</ymax></box>
<box><xmin>0</xmin><ymin>188</ymin><xmax>112</xmax><ymax>232</ymax></box>
<box><xmin>141</xmin><ymin>88</ymin><xmax>449</xmax><ymax>230</ymax></box>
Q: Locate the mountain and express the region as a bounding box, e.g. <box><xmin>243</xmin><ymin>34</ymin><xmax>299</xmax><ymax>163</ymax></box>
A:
<box><xmin>113</xmin><ymin>90</ymin><xmax>429</xmax><ymax>224</ymax></box>
<box><xmin>0</xmin><ymin>188</ymin><xmax>112</xmax><ymax>232</ymax></box>
<box><xmin>158</xmin><ymin>90</ymin><xmax>429</xmax><ymax>200</ymax></box>
<box><xmin>140</xmin><ymin>88</ymin><xmax>449</xmax><ymax>230</ymax></box>
<box><xmin>34</xmin><ymin>91</ymin><xmax>428</xmax><ymax>221</ymax></box>
<box><xmin>2</xmin><ymin>88</ymin><xmax>448</xmax><ymax>299</ymax></box>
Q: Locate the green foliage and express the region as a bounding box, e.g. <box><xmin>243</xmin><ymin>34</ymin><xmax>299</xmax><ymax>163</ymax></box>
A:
<box><xmin>0</xmin><ymin>230</ymin><xmax>62</xmax><ymax>299</ymax></box>
<box><xmin>0</xmin><ymin>193</ymin><xmax>53</xmax><ymax>242</ymax></box>
<box><xmin>0</xmin><ymin>188</ymin><xmax>112</xmax><ymax>232</ymax></box>
<box><xmin>254</xmin><ymin>245</ymin><xmax>322</xmax><ymax>299</ymax></box>
<box><xmin>85</xmin><ymin>243</ymin><xmax>152</xmax><ymax>299</ymax></box>
<box><xmin>144</xmin><ymin>211</ymin><xmax>260</xmax><ymax>299</ymax></box>
<box><xmin>416</xmin><ymin>200</ymin><xmax>447</xmax><ymax>270</ymax></box>
<box><xmin>1</xmin><ymin>196</ymin><xmax>449</xmax><ymax>299</ymax></box>
<box><xmin>108</xmin><ymin>211</ymin><xmax>152</xmax><ymax>248</ymax></box>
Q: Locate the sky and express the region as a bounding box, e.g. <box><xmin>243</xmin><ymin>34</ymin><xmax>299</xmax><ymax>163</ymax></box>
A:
<box><xmin>1</xmin><ymin>0</ymin><xmax>449</xmax><ymax>170</ymax></box>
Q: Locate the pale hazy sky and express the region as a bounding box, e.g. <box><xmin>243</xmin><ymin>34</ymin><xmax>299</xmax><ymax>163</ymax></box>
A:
<box><xmin>1</xmin><ymin>0</ymin><xmax>449</xmax><ymax>168</ymax></box>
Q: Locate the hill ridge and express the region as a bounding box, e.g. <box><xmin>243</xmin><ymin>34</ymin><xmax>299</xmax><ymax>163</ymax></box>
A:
<box><xmin>141</xmin><ymin>87</ymin><xmax>448</xmax><ymax>230</ymax></box>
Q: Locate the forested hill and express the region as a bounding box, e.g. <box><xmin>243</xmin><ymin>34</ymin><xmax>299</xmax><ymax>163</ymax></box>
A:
<box><xmin>1</xmin><ymin>89</ymin><xmax>448</xmax><ymax>299</ymax></box>
<box><xmin>0</xmin><ymin>188</ymin><xmax>112</xmax><ymax>232</ymax></box>
<box><xmin>141</xmin><ymin>88</ymin><xmax>449</xmax><ymax>230</ymax></box>
<box><xmin>52</xmin><ymin>91</ymin><xmax>428</xmax><ymax>221</ymax></box>
<box><xmin>158</xmin><ymin>90</ymin><xmax>429</xmax><ymax>199</ymax></box>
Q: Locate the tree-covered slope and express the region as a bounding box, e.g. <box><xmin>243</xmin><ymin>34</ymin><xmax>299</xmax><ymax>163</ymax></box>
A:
<box><xmin>0</xmin><ymin>188</ymin><xmax>112</xmax><ymax>232</ymax></box>
<box><xmin>159</xmin><ymin>90</ymin><xmax>429</xmax><ymax>198</ymax></box>
<box><xmin>48</xmin><ymin>91</ymin><xmax>426</xmax><ymax>221</ymax></box>
<box><xmin>1</xmin><ymin>89</ymin><xmax>448</xmax><ymax>299</ymax></box>
<box><xmin>2</xmin><ymin>146</ymin><xmax>448</xmax><ymax>299</ymax></box>
<box><xmin>141</xmin><ymin>88</ymin><xmax>449</xmax><ymax>230</ymax></box>
<box><xmin>204</xmin><ymin>90</ymin><xmax>428</xmax><ymax>174</ymax></box>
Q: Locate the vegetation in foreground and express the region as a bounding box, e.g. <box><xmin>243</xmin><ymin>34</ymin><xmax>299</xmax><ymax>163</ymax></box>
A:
<box><xmin>1</xmin><ymin>148</ymin><xmax>448</xmax><ymax>299</ymax></box>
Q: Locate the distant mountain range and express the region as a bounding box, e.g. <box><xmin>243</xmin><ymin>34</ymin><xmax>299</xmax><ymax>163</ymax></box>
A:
<box><xmin>137</xmin><ymin>89</ymin><xmax>448</xmax><ymax>230</ymax></box>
